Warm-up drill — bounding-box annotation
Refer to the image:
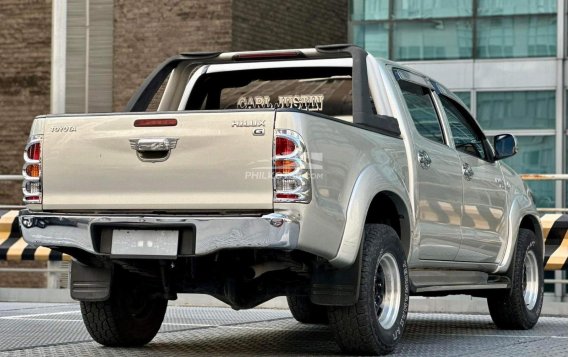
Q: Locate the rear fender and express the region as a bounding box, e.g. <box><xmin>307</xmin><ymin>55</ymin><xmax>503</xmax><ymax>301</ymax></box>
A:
<box><xmin>329</xmin><ymin>164</ymin><xmax>412</xmax><ymax>269</ymax></box>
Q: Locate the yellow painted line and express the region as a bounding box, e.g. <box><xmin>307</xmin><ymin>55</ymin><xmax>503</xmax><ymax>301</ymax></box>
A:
<box><xmin>34</xmin><ymin>246</ymin><xmax>52</xmax><ymax>261</ymax></box>
<box><xmin>545</xmin><ymin>232</ymin><xmax>568</xmax><ymax>270</ymax></box>
<box><xmin>0</xmin><ymin>211</ymin><xmax>19</xmax><ymax>242</ymax></box>
<box><xmin>6</xmin><ymin>238</ymin><xmax>29</xmax><ymax>262</ymax></box>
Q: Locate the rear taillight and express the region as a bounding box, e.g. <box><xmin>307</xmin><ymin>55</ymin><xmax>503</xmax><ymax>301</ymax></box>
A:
<box><xmin>273</xmin><ymin>130</ymin><xmax>311</xmax><ymax>203</ymax></box>
<box><xmin>22</xmin><ymin>136</ymin><xmax>42</xmax><ymax>204</ymax></box>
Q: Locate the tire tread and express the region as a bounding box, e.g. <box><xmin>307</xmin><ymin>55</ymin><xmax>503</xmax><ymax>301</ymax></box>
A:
<box><xmin>328</xmin><ymin>224</ymin><xmax>409</xmax><ymax>355</ymax></box>
<box><xmin>487</xmin><ymin>228</ymin><xmax>543</xmax><ymax>330</ymax></box>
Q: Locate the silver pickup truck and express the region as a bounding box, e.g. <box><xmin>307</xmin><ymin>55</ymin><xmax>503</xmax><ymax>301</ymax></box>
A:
<box><xmin>19</xmin><ymin>45</ymin><xmax>543</xmax><ymax>355</ymax></box>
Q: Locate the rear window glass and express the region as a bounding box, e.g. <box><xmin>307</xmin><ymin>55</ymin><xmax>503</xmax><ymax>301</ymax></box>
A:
<box><xmin>185</xmin><ymin>67</ymin><xmax>353</xmax><ymax>119</ymax></box>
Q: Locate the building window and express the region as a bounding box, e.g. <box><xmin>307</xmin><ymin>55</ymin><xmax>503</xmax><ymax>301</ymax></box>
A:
<box><xmin>351</xmin><ymin>0</ymin><xmax>389</xmax><ymax>20</ymax></box>
<box><xmin>393</xmin><ymin>20</ymin><xmax>473</xmax><ymax>60</ymax></box>
<box><xmin>349</xmin><ymin>0</ymin><xmax>557</xmax><ymax>60</ymax></box>
<box><xmin>352</xmin><ymin>23</ymin><xmax>389</xmax><ymax>58</ymax></box>
<box><xmin>476</xmin><ymin>16</ymin><xmax>557</xmax><ymax>58</ymax></box>
<box><xmin>477</xmin><ymin>0</ymin><xmax>557</xmax><ymax>16</ymax></box>
<box><xmin>393</xmin><ymin>0</ymin><xmax>473</xmax><ymax>19</ymax></box>
<box><xmin>477</xmin><ymin>90</ymin><xmax>556</xmax><ymax>207</ymax></box>
<box><xmin>476</xmin><ymin>91</ymin><xmax>555</xmax><ymax>130</ymax></box>
<box><xmin>454</xmin><ymin>91</ymin><xmax>472</xmax><ymax>109</ymax></box>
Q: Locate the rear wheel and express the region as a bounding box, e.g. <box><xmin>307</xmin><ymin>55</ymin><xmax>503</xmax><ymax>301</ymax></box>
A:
<box><xmin>487</xmin><ymin>228</ymin><xmax>543</xmax><ymax>329</ymax></box>
<box><xmin>80</xmin><ymin>268</ymin><xmax>168</xmax><ymax>347</ymax></box>
<box><xmin>328</xmin><ymin>224</ymin><xmax>409</xmax><ymax>355</ymax></box>
<box><xmin>287</xmin><ymin>295</ymin><xmax>328</xmax><ymax>324</ymax></box>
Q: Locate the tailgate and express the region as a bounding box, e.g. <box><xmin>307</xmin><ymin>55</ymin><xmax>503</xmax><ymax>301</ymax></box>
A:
<box><xmin>42</xmin><ymin>111</ymin><xmax>275</xmax><ymax>211</ymax></box>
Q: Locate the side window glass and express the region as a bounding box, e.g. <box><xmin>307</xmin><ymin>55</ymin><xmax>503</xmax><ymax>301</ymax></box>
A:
<box><xmin>398</xmin><ymin>80</ymin><xmax>445</xmax><ymax>145</ymax></box>
<box><xmin>440</xmin><ymin>95</ymin><xmax>488</xmax><ymax>161</ymax></box>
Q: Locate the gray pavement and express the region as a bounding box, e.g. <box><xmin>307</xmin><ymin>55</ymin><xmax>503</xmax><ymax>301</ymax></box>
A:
<box><xmin>0</xmin><ymin>302</ymin><xmax>567</xmax><ymax>356</ymax></box>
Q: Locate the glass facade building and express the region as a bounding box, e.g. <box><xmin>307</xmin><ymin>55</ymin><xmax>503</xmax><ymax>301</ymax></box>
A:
<box><xmin>352</xmin><ymin>0</ymin><xmax>557</xmax><ymax>61</ymax></box>
<box><xmin>351</xmin><ymin>0</ymin><xmax>566</xmax><ymax>209</ymax></box>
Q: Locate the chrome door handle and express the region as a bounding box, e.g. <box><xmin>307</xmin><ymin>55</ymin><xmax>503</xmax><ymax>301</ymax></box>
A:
<box><xmin>418</xmin><ymin>150</ymin><xmax>432</xmax><ymax>169</ymax></box>
<box><xmin>130</xmin><ymin>138</ymin><xmax>178</xmax><ymax>151</ymax></box>
<box><xmin>129</xmin><ymin>137</ymin><xmax>179</xmax><ymax>162</ymax></box>
<box><xmin>462</xmin><ymin>163</ymin><xmax>474</xmax><ymax>181</ymax></box>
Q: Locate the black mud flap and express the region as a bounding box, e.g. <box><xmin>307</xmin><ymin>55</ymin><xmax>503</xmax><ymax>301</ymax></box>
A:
<box><xmin>70</xmin><ymin>260</ymin><xmax>112</xmax><ymax>301</ymax></box>
<box><xmin>310</xmin><ymin>253</ymin><xmax>362</xmax><ymax>306</ymax></box>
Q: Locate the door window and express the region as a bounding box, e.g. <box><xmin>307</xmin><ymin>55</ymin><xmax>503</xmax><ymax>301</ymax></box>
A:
<box><xmin>440</xmin><ymin>95</ymin><xmax>490</xmax><ymax>161</ymax></box>
<box><xmin>397</xmin><ymin>80</ymin><xmax>445</xmax><ymax>145</ymax></box>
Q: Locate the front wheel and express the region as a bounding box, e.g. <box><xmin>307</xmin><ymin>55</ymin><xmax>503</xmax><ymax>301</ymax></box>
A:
<box><xmin>328</xmin><ymin>224</ymin><xmax>409</xmax><ymax>355</ymax></box>
<box><xmin>80</xmin><ymin>268</ymin><xmax>168</xmax><ymax>347</ymax></box>
<box><xmin>487</xmin><ymin>228</ymin><xmax>543</xmax><ymax>329</ymax></box>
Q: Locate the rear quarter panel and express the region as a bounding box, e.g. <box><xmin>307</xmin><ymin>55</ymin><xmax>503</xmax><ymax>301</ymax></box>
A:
<box><xmin>274</xmin><ymin>111</ymin><xmax>410</xmax><ymax>263</ymax></box>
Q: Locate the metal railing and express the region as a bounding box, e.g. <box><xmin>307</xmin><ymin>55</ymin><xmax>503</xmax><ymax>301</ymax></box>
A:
<box><xmin>520</xmin><ymin>174</ymin><xmax>568</xmax><ymax>213</ymax></box>
<box><xmin>0</xmin><ymin>174</ymin><xmax>24</xmax><ymax>210</ymax></box>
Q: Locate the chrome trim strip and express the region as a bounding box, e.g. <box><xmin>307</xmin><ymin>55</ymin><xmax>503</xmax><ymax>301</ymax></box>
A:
<box><xmin>19</xmin><ymin>213</ymin><xmax>300</xmax><ymax>257</ymax></box>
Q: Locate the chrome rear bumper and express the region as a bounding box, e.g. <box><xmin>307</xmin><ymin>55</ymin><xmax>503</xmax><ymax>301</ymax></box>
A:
<box><xmin>19</xmin><ymin>211</ymin><xmax>299</xmax><ymax>257</ymax></box>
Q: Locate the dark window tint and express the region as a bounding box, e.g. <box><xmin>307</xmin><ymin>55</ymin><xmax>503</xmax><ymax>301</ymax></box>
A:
<box><xmin>398</xmin><ymin>80</ymin><xmax>444</xmax><ymax>144</ymax></box>
<box><xmin>440</xmin><ymin>95</ymin><xmax>488</xmax><ymax>160</ymax></box>
<box><xmin>186</xmin><ymin>67</ymin><xmax>353</xmax><ymax>119</ymax></box>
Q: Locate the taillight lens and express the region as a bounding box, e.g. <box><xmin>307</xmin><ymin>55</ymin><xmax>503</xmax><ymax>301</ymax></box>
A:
<box><xmin>275</xmin><ymin>137</ymin><xmax>297</xmax><ymax>156</ymax></box>
<box><xmin>273</xmin><ymin>130</ymin><xmax>311</xmax><ymax>203</ymax></box>
<box><xmin>25</xmin><ymin>164</ymin><xmax>41</xmax><ymax>177</ymax></box>
<box><xmin>27</xmin><ymin>143</ymin><xmax>41</xmax><ymax>161</ymax></box>
<box><xmin>22</xmin><ymin>136</ymin><xmax>42</xmax><ymax>204</ymax></box>
<box><xmin>274</xmin><ymin>159</ymin><xmax>298</xmax><ymax>174</ymax></box>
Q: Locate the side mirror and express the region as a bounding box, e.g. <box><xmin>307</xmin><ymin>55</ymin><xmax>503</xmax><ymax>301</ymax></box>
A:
<box><xmin>494</xmin><ymin>134</ymin><xmax>518</xmax><ymax>160</ymax></box>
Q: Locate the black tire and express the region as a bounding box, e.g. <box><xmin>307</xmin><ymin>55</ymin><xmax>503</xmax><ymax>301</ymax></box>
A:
<box><xmin>328</xmin><ymin>224</ymin><xmax>409</xmax><ymax>355</ymax></box>
<box><xmin>287</xmin><ymin>295</ymin><xmax>328</xmax><ymax>324</ymax></box>
<box><xmin>80</xmin><ymin>269</ymin><xmax>168</xmax><ymax>347</ymax></box>
<box><xmin>487</xmin><ymin>228</ymin><xmax>544</xmax><ymax>330</ymax></box>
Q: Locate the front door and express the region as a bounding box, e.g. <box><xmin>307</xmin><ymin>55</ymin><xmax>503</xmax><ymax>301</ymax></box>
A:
<box><xmin>437</xmin><ymin>94</ymin><xmax>508</xmax><ymax>263</ymax></box>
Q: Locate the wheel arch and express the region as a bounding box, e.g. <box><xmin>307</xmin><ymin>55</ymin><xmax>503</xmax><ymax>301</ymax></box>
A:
<box><xmin>519</xmin><ymin>214</ymin><xmax>544</xmax><ymax>254</ymax></box>
<box><xmin>312</xmin><ymin>166</ymin><xmax>412</xmax><ymax>306</ymax></box>
<box><xmin>365</xmin><ymin>191</ymin><xmax>411</xmax><ymax>257</ymax></box>
<box><xmin>328</xmin><ymin>164</ymin><xmax>413</xmax><ymax>269</ymax></box>
<box><xmin>497</xmin><ymin>210</ymin><xmax>543</xmax><ymax>274</ymax></box>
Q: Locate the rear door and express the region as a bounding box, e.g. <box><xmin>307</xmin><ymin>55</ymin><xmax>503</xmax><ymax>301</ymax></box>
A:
<box><xmin>41</xmin><ymin>111</ymin><xmax>275</xmax><ymax>211</ymax></box>
<box><xmin>394</xmin><ymin>70</ymin><xmax>464</xmax><ymax>261</ymax></box>
<box><xmin>437</xmin><ymin>94</ymin><xmax>508</xmax><ymax>263</ymax></box>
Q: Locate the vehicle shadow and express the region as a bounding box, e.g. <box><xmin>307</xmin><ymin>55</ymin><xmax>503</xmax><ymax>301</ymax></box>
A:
<box><xmin>92</xmin><ymin>314</ymin><xmax>522</xmax><ymax>356</ymax></box>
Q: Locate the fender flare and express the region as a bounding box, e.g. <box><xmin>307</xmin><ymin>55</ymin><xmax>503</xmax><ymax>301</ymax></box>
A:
<box><xmin>311</xmin><ymin>165</ymin><xmax>411</xmax><ymax>305</ymax></box>
<box><xmin>329</xmin><ymin>164</ymin><xmax>412</xmax><ymax>269</ymax></box>
<box><xmin>495</xmin><ymin>195</ymin><xmax>542</xmax><ymax>274</ymax></box>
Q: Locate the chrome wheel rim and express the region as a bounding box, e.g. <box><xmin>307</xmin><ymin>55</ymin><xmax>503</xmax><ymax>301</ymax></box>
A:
<box><xmin>523</xmin><ymin>250</ymin><xmax>539</xmax><ymax>310</ymax></box>
<box><xmin>374</xmin><ymin>252</ymin><xmax>401</xmax><ymax>329</ymax></box>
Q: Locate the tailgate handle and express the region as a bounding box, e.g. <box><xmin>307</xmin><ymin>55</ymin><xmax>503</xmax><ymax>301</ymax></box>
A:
<box><xmin>129</xmin><ymin>138</ymin><xmax>178</xmax><ymax>162</ymax></box>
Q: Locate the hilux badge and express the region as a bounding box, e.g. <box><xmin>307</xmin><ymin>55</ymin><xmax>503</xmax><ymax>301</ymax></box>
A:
<box><xmin>232</xmin><ymin>120</ymin><xmax>265</xmax><ymax>128</ymax></box>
